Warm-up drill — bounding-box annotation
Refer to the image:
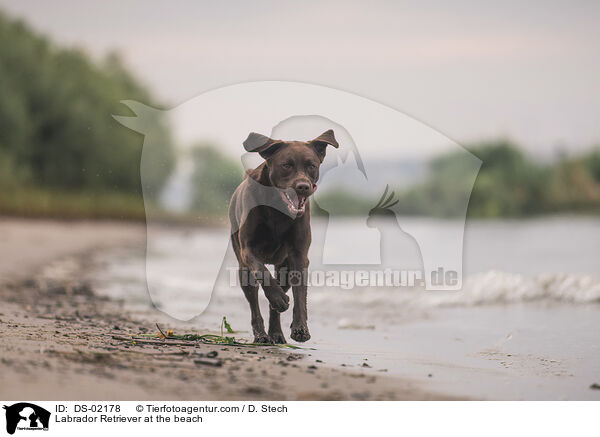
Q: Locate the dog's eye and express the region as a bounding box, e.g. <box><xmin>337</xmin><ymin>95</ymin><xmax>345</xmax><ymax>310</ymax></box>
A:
<box><xmin>282</xmin><ymin>163</ymin><xmax>292</xmax><ymax>169</ymax></box>
<box><xmin>307</xmin><ymin>164</ymin><xmax>317</xmax><ymax>171</ymax></box>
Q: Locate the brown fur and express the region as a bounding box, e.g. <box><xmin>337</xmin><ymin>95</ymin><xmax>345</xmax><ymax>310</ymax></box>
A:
<box><xmin>229</xmin><ymin>130</ymin><xmax>338</xmax><ymax>343</ymax></box>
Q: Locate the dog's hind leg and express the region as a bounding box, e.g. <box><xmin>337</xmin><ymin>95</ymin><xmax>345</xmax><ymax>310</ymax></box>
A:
<box><xmin>239</xmin><ymin>267</ymin><xmax>271</xmax><ymax>344</ymax></box>
<box><xmin>275</xmin><ymin>260</ymin><xmax>292</xmax><ymax>294</ymax></box>
<box><xmin>268</xmin><ymin>262</ymin><xmax>290</xmax><ymax>344</ymax></box>
<box><xmin>240</xmin><ymin>250</ymin><xmax>289</xmax><ymax>313</ymax></box>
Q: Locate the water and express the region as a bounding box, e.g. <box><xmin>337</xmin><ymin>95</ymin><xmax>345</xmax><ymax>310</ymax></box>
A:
<box><xmin>89</xmin><ymin>216</ymin><xmax>600</xmax><ymax>400</ymax></box>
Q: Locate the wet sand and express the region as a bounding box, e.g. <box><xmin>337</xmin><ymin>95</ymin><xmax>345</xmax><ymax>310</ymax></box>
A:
<box><xmin>0</xmin><ymin>219</ymin><xmax>456</xmax><ymax>400</ymax></box>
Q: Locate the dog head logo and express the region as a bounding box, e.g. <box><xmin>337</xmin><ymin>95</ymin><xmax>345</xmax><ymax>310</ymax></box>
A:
<box><xmin>3</xmin><ymin>403</ymin><xmax>50</xmax><ymax>435</ymax></box>
<box><xmin>114</xmin><ymin>81</ymin><xmax>481</xmax><ymax>321</ymax></box>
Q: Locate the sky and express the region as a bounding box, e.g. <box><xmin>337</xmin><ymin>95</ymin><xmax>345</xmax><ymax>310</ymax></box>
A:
<box><xmin>2</xmin><ymin>0</ymin><xmax>599</xmax><ymax>158</ymax></box>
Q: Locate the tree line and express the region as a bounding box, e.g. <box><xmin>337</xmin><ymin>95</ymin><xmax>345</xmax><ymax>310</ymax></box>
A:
<box><xmin>0</xmin><ymin>11</ymin><xmax>174</xmax><ymax>218</ymax></box>
<box><xmin>1</xmin><ymin>10</ymin><xmax>598</xmax><ymax>220</ymax></box>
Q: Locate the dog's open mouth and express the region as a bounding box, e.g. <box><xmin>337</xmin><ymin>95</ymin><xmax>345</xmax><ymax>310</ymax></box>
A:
<box><xmin>281</xmin><ymin>190</ymin><xmax>307</xmax><ymax>215</ymax></box>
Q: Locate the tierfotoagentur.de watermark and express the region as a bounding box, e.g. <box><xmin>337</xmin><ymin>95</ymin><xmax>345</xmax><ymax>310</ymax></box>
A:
<box><xmin>228</xmin><ymin>267</ymin><xmax>458</xmax><ymax>290</ymax></box>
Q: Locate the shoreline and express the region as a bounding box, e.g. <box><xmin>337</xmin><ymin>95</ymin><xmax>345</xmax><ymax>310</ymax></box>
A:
<box><xmin>0</xmin><ymin>218</ymin><xmax>458</xmax><ymax>400</ymax></box>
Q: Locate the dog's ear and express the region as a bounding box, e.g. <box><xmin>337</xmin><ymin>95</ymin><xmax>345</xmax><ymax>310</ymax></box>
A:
<box><xmin>243</xmin><ymin>132</ymin><xmax>283</xmax><ymax>160</ymax></box>
<box><xmin>309</xmin><ymin>129</ymin><xmax>339</xmax><ymax>162</ymax></box>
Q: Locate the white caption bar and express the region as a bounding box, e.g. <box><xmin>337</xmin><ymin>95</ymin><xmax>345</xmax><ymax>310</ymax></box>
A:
<box><xmin>0</xmin><ymin>401</ymin><xmax>596</xmax><ymax>437</ymax></box>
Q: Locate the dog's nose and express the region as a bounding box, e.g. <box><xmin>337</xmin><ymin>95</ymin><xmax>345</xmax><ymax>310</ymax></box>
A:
<box><xmin>295</xmin><ymin>182</ymin><xmax>311</xmax><ymax>196</ymax></box>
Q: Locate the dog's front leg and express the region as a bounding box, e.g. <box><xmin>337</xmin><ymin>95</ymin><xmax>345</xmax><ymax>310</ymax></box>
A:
<box><xmin>241</xmin><ymin>249</ymin><xmax>290</xmax><ymax>313</ymax></box>
<box><xmin>288</xmin><ymin>251</ymin><xmax>311</xmax><ymax>342</ymax></box>
<box><xmin>238</xmin><ymin>267</ymin><xmax>270</xmax><ymax>343</ymax></box>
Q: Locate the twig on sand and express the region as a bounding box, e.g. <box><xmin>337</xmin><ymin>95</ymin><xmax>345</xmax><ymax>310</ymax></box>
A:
<box><xmin>111</xmin><ymin>335</ymin><xmax>197</xmax><ymax>347</ymax></box>
<box><xmin>156</xmin><ymin>323</ymin><xmax>169</xmax><ymax>339</ymax></box>
<box><xmin>112</xmin><ymin>317</ymin><xmax>307</xmax><ymax>350</ymax></box>
<box><xmin>111</xmin><ymin>334</ymin><xmax>304</xmax><ymax>349</ymax></box>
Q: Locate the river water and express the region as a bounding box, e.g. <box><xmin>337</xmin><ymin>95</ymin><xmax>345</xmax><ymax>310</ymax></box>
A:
<box><xmin>89</xmin><ymin>216</ymin><xmax>600</xmax><ymax>400</ymax></box>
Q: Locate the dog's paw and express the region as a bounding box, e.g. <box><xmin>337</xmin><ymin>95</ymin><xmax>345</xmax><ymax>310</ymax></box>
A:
<box><xmin>253</xmin><ymin>334</ymin><xmax>273</xmax><ymax>344</ymax></box>
<box><xmin>269</xmin><ymin>332</ymin><xmax>287</xmax><ymax>344</ymax></box>
<box><xmin>266</xmin><ymin>288</ymin><xmax>290</xmax><ymax>313</ymax></box>
<box><xmin>290</xmin><ymin>326</ymin><xmax>311</xmax><ymax>343</ymax></box>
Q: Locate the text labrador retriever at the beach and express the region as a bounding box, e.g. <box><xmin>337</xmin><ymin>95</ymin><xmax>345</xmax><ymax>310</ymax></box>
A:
<box><xmin>229</xmin><ymin>130</ymin><xmax>339</xmax><ymax>343</ymax></box>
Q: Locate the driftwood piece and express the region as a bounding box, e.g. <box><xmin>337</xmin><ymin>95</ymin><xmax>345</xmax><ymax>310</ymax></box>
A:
<box><xmin>194</xmin><ymin>357</ymin><xmax>223</xmax><ymax>367</ymax></box>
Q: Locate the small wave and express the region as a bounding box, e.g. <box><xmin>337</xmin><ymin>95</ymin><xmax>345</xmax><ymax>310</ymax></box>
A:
<box><xmin>310</xmin><ymin>271</ymin><xmax>600</xmax><ymax>310</ymax></box>
<box><xmin>437</xmin><ymin>271</ymin><xmax>600</xmax><ymax>306</ymax></box>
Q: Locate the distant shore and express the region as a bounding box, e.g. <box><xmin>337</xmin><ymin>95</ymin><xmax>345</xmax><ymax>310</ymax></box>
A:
<box><xmin>0</xmin><ymin>218</ymin><xmax>457</xmax><ymax>400</ymax></box>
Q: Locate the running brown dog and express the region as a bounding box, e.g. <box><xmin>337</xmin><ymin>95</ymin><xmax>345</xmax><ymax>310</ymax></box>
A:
<box><xmin>229</xmin><ymin>130</ymin><xmax>338</xmax><ymax>343</ymax></box>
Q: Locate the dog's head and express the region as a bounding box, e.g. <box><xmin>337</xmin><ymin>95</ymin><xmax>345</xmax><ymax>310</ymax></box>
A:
<box><xmin>244</xmin><ymin>130</ymin><xmax>338</xmax><ymax>216</ymax></box>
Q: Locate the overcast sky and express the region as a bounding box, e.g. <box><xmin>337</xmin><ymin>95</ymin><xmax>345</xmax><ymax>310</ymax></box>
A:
<box><xmin>2</xmin><ymin>0</ymin><xmax>599</xmax><ymax>157</ymax></box>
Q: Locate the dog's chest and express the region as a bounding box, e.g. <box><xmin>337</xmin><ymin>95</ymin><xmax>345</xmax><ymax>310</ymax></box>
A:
<box><xmin>250</xmin><ymin>212</ymin><xmax>296</xmax><ymax>264</ymax></box>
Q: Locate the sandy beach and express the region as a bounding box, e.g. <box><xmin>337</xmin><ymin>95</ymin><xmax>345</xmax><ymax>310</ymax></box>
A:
<box><xmin>0</xmin><ymin>219</ymin><xmax>456</xmax><ymax>401</ymax></box>
<box><xmin>3</xmin><ymin>218</ymin><xmax>599</xmax><ymax>401</ymax></box>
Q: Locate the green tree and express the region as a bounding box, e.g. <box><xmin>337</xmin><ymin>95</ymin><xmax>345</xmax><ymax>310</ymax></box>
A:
<box><xmin>189</xmin><ymin>145</ymin><xmax>243</xmax><ymax>217</ymax></box>
<box><xmin>0</xmin><ymin>11</ymin><xmax>174</xmax><ymax>202</ymax></box>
